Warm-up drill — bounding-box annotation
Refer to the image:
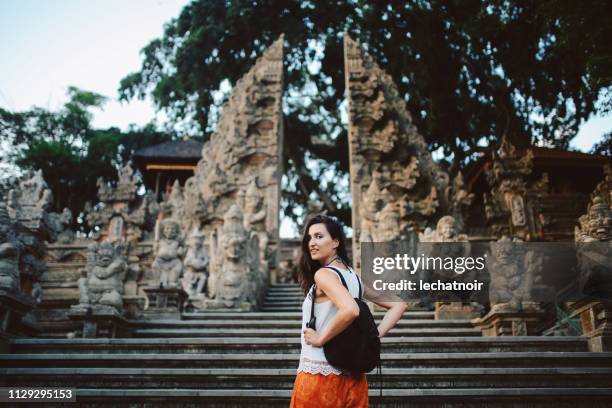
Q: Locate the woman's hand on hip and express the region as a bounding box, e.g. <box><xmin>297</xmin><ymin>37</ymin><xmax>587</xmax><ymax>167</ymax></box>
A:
<box><xmin>303</xmin><ymin>328</ymin><xmax>324</xmax><ymax>347</ymax></box>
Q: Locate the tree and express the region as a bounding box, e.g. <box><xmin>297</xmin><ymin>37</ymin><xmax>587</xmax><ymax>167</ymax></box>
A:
<box><xmin>0</xmin><ymin>87</ymin><xmax>173</xmax><ymax>231</ymax></box>
<box><xmin>119</xmin><ymin>0</ymin><xmax>612</xmax><ymax>228</ymax></box>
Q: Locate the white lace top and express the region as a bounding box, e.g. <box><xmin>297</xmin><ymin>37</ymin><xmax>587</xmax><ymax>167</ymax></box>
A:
<box><xmin>297</xmin><ymin>266</ymin><xmax>363</xmax><ymax>376</ymax></box>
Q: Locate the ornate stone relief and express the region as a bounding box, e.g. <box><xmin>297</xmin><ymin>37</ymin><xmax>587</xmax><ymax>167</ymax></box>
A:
<box><xmin>84</xmin><ymin>162</ymin><xmax>158</xmax><ymax>244</ymax></box>
<box><xmin>344</xmin><ymin>35</ymin><xmax>450</xmax><ymax>270</ymax></box>
<box><xmin>173</xmin><ymin>37</ymin><xmax>284</xmax><ymax>308</ymax></box>
<box><xmin>483</xmin><ymin>138</ymin><xmax>534</xmax><ymax>239</ymax></box>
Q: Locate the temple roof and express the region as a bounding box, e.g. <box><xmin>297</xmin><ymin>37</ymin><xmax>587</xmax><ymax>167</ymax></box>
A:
<box><xmin>133</xmin><ymin>139</ymin><xmax>203</xmax><ymax>162</ymax></box>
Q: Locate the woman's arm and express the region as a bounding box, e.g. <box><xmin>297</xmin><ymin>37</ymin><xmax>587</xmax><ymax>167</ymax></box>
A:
<box><xmin>303</xmin><ymin>268</ymin><xmax>359</xmax><ymax>347</ymax></box>
<box><xmin>362</xmin><ymin>283</ymin><xmax>407</xmax><ymax>338</ymax></box>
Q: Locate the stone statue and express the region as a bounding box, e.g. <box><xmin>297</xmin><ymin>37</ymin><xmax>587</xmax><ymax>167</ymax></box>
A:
<box><xmin>486</xmin><ymin>236</ymin><xmax>544</xmax><ymax>311</ymax></box>
<box><xmin>181</xmin><ymin>227</ymin><xmax>209</xmax><ymax>298</ymax></box>
<box><xmin>0</xmin><ymin>200</ymin><xmax>19</xmax><ymax>292</ymax></box>
<box><xmin>79</xmin><ymin>241</ymin><xmax>128</xmax><ymax>312</ymax></box>
<box><xmin>152</xmin><ymin>219</ymin><xmax>184</xmax><ymax>289</ymax></box>
<box><xmin>419</xmin><ymin>215</ymin><xmax>468</xmax><ymax>243</ymax></box>
<box><xmin>206</xmin><ymin>205</ymin><xmax>259</xmax><ymax>309</ymax></box>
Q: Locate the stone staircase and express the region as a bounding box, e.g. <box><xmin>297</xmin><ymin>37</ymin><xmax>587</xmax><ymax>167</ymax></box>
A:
<box><xmin>1</xmin><ymin>283</ymin><xmax>612</xmax><ymax>407</ymax></box>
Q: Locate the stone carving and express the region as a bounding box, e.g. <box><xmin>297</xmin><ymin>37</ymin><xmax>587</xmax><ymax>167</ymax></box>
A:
<box><xmin>79</xmin><ymin>241</ymin><xmax>128</xmax><ymax>312</ymax></box>
<box><xmin>483</xmin><ymin>138</ymin><xmax>534</xmax><ymax>239</ymax></box>
<box><xmin>344</xmin><ymin>35</ymin><xmax>450</xmax><ymax>271</ymax></box>
<box><xmin>98</xmin><ymin>162</ymin><xmax>137</xmax><ymax>203</ymax></box>
<box><xmin>152</xmin><ymin>219</ymin><xmax>184</xmax><ymax>289</ymax></box>
<box><xmin>242</xmin><ymin>178</ymin><xmax>271</xmax><ymax>276</ymax></box>
<box><xmin>419</xmin><ymin>216</ymin><xmax>476</xmax><ymax>306</ymax></box>
<box><xmin>48</xmin><ymin>208</ymin><xmax>75</xmax><ymax>244</ymax></box>
<box><xmin>575</xmin><ymin>166</ymin><xmax>612</xmax><ymax>243</ymax></box>
<box><xmin>7</xmin><ymin>170</ymin><xmax>53</xmax><ymax>230</ymax></box>
<box><xmin>440</xmin><ymin>172</ymin><xmax>474</xmax><ymax>233</ymax></box>
<box><xmin>486</xmin><ymin>236</ymin><xmax>545</xmax><ymax>312</ymax></box>
<box><xmin>84</xmin><ymin>162</ymin><xmax>158</xmax><ymax>243</ymax></box>
<box><xmin>204</xmin><ymin>205</ymin><xmax>260</xmax><ymax>310</ymax></box>
<box><xmin>0</xmin><ymin>199</ymin><xmax>19</xmax><ymax>292</ymax></box>
<box><xmin>419</xmin><ymin>215</ymin><xmax>468</xmax><ymax>243</ymax></box>
<box><xmin>179</xmin><ymin>37</ymin><xmax>284</xmax><ymax>307</ymax></box>
<box><xmin>181</xmin><ymin>227</ymin><xmax>209</xmax><ymax>298</ymax></box>
<box><xmin>575</xmin><ymin>166</ymin><xmax>612</xmax><ymax>299</ymax></box>
<box><xmin>6</xmin><ymin>170</ymin><xmax>55</xmax><ymax>303</ymax></box>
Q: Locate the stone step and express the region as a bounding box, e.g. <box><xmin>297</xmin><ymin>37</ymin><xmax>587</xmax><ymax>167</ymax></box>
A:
<box><xmin>130</xmin><ymin>319</ymin><xmax>474</xmax><ymax>330</ymax></box>
<box><xmin>262</xmin><ymin>301</ymin><xmax>304</xmax><ymax>307</ymax></box>
<box><xmin>259</xmin><ymin>306</ymin><xmax>304</xmax><ymax>312</ymax></box>
<box><xmin>264</xmin><ymin>295</ymin><xmax>305</xmax><ymax>300</ymax></box>
<box><xmin>266</xmin><ymin>288</ymin><xmax>302</xmax><ymax>292</ymax></box>
<box><xmin>2</xmin><ymin>367</ymin><xmax>612</xmax><ymax>389</ymax></box>
<box><xmin>130</xmin><ymin>327</ymin><xmax>482</xmax><ymax>338</ymax></box>
<box><xmin>20</xmin><ymin>388</ymin><xmax>609</xmax><ymax>407</ymax></box>
<box><xmin>10</xmin><ymin>336</ymin><xmax>588</xmax><ymax>355</ymax></box>
<box><xmin>181</xmin><ymin>311</ymin><xmax>436</xmax><ymax>320</ymax></box>
<box><xmin>2</xmin><ymin>352</ymin><xmax>611</xmax><ymax>369</ymax></box>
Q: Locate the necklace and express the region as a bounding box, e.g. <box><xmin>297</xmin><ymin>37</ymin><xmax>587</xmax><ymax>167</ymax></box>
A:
<box><xmin>325</xmin><ymin>255</ymin><xmax>346</xmax><ymax>268</ymax></box>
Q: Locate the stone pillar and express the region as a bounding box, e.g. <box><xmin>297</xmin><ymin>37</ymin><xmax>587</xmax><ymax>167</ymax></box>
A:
<box><xmin>343</xmin><ymin>35</ymin><xmax>450</xmax><ymax>274</ymax></box>
<box><xmin>4</xmin><ymin>170</ymin><xmax>55</xmax><ymax>336</ymax></box>
<box><xmin>178</xmin><ymin>36</ymin><xmax>284</xmax><ymax>310</ymax></box>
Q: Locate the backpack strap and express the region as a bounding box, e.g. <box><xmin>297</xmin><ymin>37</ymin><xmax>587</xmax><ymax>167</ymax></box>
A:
<box><xmin>323</xmin><ymin>266</ymin><xmax>362</xmax><ymax>300</ymax></box>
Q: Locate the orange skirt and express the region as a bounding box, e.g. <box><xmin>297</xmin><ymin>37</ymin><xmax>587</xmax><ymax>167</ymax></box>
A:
<box><xmin>290</xmin><ymin>371</ymin><xmax>368</xmax><ymax>408</ymax></box>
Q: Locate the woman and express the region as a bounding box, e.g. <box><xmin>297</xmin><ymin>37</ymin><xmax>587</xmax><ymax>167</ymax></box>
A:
<box><xmin>290</xmin><ymin>215</ymin><xmax>407</xmax><ymax>407</ymax></box>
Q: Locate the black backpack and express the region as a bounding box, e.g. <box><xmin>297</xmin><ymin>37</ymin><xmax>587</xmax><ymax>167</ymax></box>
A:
<box><xmin>307</xmin><ymin>266</ymin><xmax>381</xmax><ymax>373</ymax></box>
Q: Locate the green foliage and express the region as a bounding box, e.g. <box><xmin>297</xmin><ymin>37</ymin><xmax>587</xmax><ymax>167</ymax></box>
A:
<box><xmin>1</xmin><ymin>88</ymin><xmax>173</xmax><ymax>231</ymax></box>
<box><xmin>111</xmin><ymin>0</ymin><xmax>608</xmax><ymax>227</ymax></box>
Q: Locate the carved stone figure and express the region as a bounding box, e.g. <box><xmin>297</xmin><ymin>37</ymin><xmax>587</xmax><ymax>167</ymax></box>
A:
<box><xmin>483</xmin><ymin>138</ymin><xmax>534</xmax><ymax>239</ymax></box>
<box><xmin>84</xmin><ymin>162</ymin><xmax>157</xmax><ymax>243</ymax></box>
<box><xmin>243</xmin><ymin>178</ymin><xmax>271</xmax><ymax>275</ymax></box>
<box><xmin>419</xmin><ymin>215</ymin><xmax>468</xmax><ymax>243</ymax></box>
<box><xmin>79</xmin><ymin>241</ymin><xmax>128</xmax><ymax>312</ymax></box>
<box><xmin>344</xmin><ymin>35</ymin><xmax>451</xmax><ymax>272</ymax></box>
<box><xmin>48</xmin><ymin>207</ymin><xmax>75</xmax><ymax>244</ymax></box>
<box><xmin>152</xmin><ymin>219</ymin><xmax>184</xmax><ymax>289</ymax></box>
<box><xmin>181</xmin><ymin>227</ymin><xmax>209</xmax><ymax>298</ymax></box>
<box><xmin>373</xmin><ymin>203</ymin><xmax>402</xmax><ymax>242</ymax></box>
<box><xmin>0</xmin><ymin>200</ymin><xmax>19</xmax><ymax>292</ymax></box>
<box><xmin>205</xmin><ymin>205</ymin><xmax>259</xmax><ymax>310</ymax></box>
<box><xmin>6</xmin><ymin>170</ymin><xmax>55</xmax><ymax>308</ymax></box>
<box><xmin>575</xmin><ymin>166</ymin><xmax>611</xmax><ymax>243</ymax></box>
<box><xmin>440</xmin><ymin>172</ymin><xmax>475</xmax><ymax>232</ymax></box>
<box><xmin>486</xmin><ymin>237</ymin><xmax>544</xmax><ymax>311</ymax></box>
<box><xmin>575</xmin><ymin>167</ymin><xmax>612</xmax><ymax>299</ymax></box>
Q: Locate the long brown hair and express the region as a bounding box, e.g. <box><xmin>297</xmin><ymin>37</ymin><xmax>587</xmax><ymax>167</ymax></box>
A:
<box><xmin>298</xmin><ymin>214</ymin><xmax>351</xmax><ymax>295</ymax></box>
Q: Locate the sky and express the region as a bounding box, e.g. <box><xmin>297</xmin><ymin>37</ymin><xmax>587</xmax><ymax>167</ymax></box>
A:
<box><xmin>0</xmin><ymin>0</ymin><xmax>189</xmax><ymax>129</ymax></box>
<box><xmin>1</xmin><ymin>0</ymin><xmax>611</xmax><ymax>237</ymax></box>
